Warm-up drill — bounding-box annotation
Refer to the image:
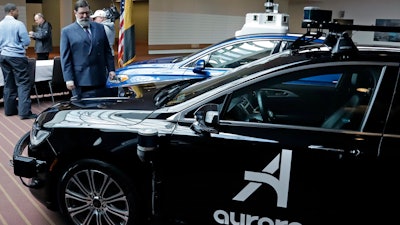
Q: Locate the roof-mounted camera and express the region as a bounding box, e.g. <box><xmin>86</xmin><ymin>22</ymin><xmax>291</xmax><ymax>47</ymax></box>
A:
<box><xmin>298</xmin><ymin>6</ymin><xmax>400</xmax><ymax>58</ymax></box>
<box><xmin>103</xmin><ymin>0</ymin><xmax>120</xmax><ymax>22</ymax></box>
<box><xmin>302</xmin><ymin>7</ymin><xmax>332</xmax><ymax>28</ymax></box>
<box><xmin>301</xmin><ymin>7</ymin><xmax>400</xmax><ymax>34</ymax></box>
<box><xmin>235</xmin><ymin>0</ymin><xmax>289</xmax><ymax>36</ymax></box>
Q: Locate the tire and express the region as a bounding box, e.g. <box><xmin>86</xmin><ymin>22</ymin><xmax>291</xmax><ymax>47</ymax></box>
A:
<box><xmin>57</xmin><ymin>159</ymin><xmax>141</xmax><ymax>225</ymax></box>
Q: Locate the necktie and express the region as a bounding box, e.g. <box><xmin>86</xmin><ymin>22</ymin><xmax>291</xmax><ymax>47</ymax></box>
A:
<box><xmin>84</xmin><ymin>27</ymin><xmax>91</xmax><ymax>40</ymax></box>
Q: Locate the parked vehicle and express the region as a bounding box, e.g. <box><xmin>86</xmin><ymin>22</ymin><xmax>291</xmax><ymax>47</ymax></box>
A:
<box><xmin>12</xmin><ymin>8</ymin><xmax>400</xmax><ymax>225</ymax></box>
<box><xmin>107</xmin><ymin>5</ymin><xmax>324</xmax><ymax>95</ymax></box>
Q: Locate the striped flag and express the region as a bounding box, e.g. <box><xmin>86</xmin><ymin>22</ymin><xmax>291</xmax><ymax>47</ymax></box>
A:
<box><xmin>118</xmin><ymin>0</ymin><xmax>135</xmax><ymax>67</ymax></box>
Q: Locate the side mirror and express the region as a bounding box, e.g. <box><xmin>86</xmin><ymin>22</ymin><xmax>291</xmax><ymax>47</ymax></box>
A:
<box><xmin>191</xmin><ymin>104</ymin><xmax>219</xmax><ymax>136</ymax></box>
<box><xmin>193</xmin><ymin>59</ymin><xmax>206</xmax><ymax>74</ymax></box>
<box><xmin>205</xmin><ymin>110</ymin><xmax>219</xmax><ymax>125</ymax></box>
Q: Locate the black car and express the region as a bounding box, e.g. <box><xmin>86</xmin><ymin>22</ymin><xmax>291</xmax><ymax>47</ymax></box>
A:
<box><xmin>12</xmin><ymin>13</ymin><xmax>400</xmax><ymax>225</ymax></box>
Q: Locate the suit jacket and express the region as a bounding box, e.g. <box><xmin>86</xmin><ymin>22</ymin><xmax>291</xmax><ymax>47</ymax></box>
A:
<box><xmin>60</xmin><ymin>21</ymin><xmax>115</xmax><ymax>87</ymax></box>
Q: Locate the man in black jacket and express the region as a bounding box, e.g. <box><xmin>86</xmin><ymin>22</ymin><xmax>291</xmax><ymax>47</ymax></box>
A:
<box><xmin>29</xmin><ymin>13</ymin><xmax>53</xmax><ymax>60</ymax></box>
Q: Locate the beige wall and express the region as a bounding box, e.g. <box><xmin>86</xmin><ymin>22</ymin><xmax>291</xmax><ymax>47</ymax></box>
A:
<box><xmin>42</xmin><ymin>0</ymin><xmax>61</xmax><ymax>47</ymax></box>
<box><xmin>2</xmin><ymin>0</ymin><xmax>267</xmax><ymax>49</ymax></box>
<box><xmin>13</xmin><ymin>0</ymin><xmax>400</xmax><ymax>51</ymax></box>
<box><xmin>132</xmin><ymin>2</ymin><xmax>149</xmax><ymax>44</ymax></box>
<box><xmin>33</xmin><ymin>0</ymin><xmax>149</xmax><ymax>47</ymax></box>
<box><xmin>0</xmin><ymin>0</ymin><xmax>26</xmax><ymax>24</ymax></box>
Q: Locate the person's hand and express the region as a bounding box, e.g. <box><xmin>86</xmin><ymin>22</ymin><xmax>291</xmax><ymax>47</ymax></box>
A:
<box><xmin>66</xmin><ymin>82</ymin><xmax>75</xmax><ymax>90</ymax></box>
<box><xmin>28</xmin><ymin>31</ymin><xmax>34</xmax><ymax>37</ymax></box>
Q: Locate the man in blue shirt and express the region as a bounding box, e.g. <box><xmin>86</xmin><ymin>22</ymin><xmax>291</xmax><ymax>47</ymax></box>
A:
<box><xmin>0</xmin><ymin>3</ymin><xmax>36</xmax><ymax>119</ymax></box>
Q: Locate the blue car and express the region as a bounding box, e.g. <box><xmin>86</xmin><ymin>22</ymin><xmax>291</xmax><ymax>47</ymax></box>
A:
<box><xmin>108</xmin><ymin>4</ymin><xmax>325</xmax><ymax>91</ymax></box>
<box><xmin>108</xmin><ymin>33</ymin><xmax>324</xmax><ymax>90</ymax></box>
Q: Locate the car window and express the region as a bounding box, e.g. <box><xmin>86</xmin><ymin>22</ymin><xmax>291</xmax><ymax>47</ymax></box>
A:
<box><xmin>186</xmin><ymin>40</ymin><xmax>280</xmax><ymax>68</ymax></box>
<box><xmin>185</xmin><ymin>95</ymin><xmax>227</xmax><ymax>120</ymax></box>
<box><xmin>223</xmin><ymin>65</ymin><xmax>383</xmax><ymax>131</ymax></box>
<box><xmin>285</xmin><ymin>74</ymin><xmax>341</xmax><ymax>87</ymax></box>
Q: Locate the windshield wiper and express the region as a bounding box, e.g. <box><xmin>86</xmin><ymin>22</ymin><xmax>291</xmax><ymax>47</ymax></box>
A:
<box><xmin>153</xmin><ymin>80</ymin><xmax>199</xmax><ymax>107</ymax></box>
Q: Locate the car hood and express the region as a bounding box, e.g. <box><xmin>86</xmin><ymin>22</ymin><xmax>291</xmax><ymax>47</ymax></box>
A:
<box><xmin>130</xmin><ymin>56</ymin><xmax>182</xmax><ymax>64</ymax></box>
<box><xmin>108</xmin><ymin>64</ymin><xmax>208</xmax><ymax>88</ymax></box>
<box><xmin>36</xmin><ymin>89</ymin><xmax>163</xmax><ymax>128</ymax></box>
<box><xmin>115</xmin><ymin>63</ymin><xmax>175</xmax><ymax>76</ymax></box>
<box><xmin>40</xmin><ymin>103</ymin><xmax>178</xmax><ymax>138</ymax></box>
<box><xmin>43</xmin><ymin>106</ymin><xmax>155</xmax><ymax>130</ymax></box>
<box><xmin>37</xmin><ymin>78</ymin><xmax>200</xmax><ymax>130</ymax></box>
<box><xmin>55</xmin><ymin>88</ymin><xmax>159</xmax><ymax>111</ymax></box>
<box><xmin>115</xmin><ymin>56</ymin><xmax>183</xmax><ymax>76</ymax></box>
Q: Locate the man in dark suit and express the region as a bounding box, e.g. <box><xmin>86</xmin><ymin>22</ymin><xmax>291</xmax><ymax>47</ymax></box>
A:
<box><xmin>60</xmin><ymin>0</ymin><xmax>116</xmax><ymax>99</ymax></box>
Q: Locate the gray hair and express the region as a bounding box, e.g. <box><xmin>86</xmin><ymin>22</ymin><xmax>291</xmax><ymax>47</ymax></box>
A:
<box><xmin>74</xmin><ymin>0</ymin><xmax>90</xmax><ymax>11</ymax></box>
<box><xmin>35</xmin><ymin>12</ymin><xmax>44</xmax><ymax>19</ymax></box>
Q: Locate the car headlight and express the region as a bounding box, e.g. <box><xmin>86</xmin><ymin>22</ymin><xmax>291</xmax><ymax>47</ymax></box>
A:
<box><xmin>30</xmin><ymin>128</ymin><xmax>50</xmax><ymax>146</ymax></box>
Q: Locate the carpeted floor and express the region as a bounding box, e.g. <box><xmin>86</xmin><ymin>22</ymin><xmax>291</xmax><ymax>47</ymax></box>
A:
<box><xmin>0</xmin><ymin>95</ymin><xmax>69</xmax><ymax>225</ymax></box>
<box><xmin>0</xmin><ymin>45</ymin><xmax>167</xmax><ymax>225</ymax></box>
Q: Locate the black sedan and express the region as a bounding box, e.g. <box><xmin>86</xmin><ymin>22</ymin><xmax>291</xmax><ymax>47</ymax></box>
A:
<box><xmin>12</xmin><ymin>22</ymin><xmax>400</xmax><ymax>225</ymax></box>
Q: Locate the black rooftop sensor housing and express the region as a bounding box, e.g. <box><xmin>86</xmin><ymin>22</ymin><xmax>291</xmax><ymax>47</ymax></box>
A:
<box><xmin>296</xmin><ymin>7</ymin><xmax>400</xmax><ymax>58</ymax></box>
<box><xmin>301</xmin><ymin>8</ymin><xmax>400</xmax><ymax>33</ymax></box>
<box><xmin>303</xmin><ymin>7</ymin><xmax>332</xmax><ymax>24</ymax></box>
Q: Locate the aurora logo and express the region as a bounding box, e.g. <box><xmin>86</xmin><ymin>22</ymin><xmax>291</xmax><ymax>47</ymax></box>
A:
<box><xmin>213</xmin><ymin>210</ymin><xmax>302</xmax><ymax>225</ymax></box>
<box><xmin>233</xmin><ymin>149</ymin><xmax>292</xmax><ymax>208</ymax></box>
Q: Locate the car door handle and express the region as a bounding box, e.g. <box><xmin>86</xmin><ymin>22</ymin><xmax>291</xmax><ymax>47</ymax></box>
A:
<box><xmin>308</xmin><ymin>145</ymin><xmax>345</xmax><ymax>153</ymax></box>
<box><xmin>308</xmin><ymin>145</ymin><xmax>361</xmax><ymax>156</ymax></box>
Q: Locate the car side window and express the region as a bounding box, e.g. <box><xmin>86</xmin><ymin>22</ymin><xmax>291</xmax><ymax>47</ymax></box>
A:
<box><xmin>223</xmin><ymin>65</ymin><xmax>382</xmax><ymax>131</ymax></box>
<box><xmin>185</xmin><ymin>95</ymin><xmax>227</xmax><ymax>119</ymax></box>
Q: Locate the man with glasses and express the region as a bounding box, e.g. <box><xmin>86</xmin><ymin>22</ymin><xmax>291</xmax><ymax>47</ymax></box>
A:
<box><xmin>60</xmin><ymin>0</ymin><xmax>116</xmax><ymax>99</ymax></box>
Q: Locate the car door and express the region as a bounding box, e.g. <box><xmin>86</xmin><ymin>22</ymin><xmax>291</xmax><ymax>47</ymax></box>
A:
<box><xmin>369</xmin><ymin>65</ymin><xmax>400</xmax><ymax>223</ymax></box>
<box><xmin>158</xmin><ymin>62</ymin><xmax>392</xmax><ymax>225</ymax></box>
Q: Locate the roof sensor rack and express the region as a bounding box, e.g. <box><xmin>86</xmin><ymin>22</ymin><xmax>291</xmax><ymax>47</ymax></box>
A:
<box><xmin>297</xmin><ymin>7</ymin><xmax>400</xmax><ymax>58</ymax></box>
<box><xmin>331</xmin><ymin>32</ymin><xmax>358</xmax><ymax>58</ymax></box>
<box><xmin>301</xmin><ymin>7</ymin><xmax>400</xmax><ymax>34</ymax></box>
<box><xmin>290</xmin><ymin>30</ymin><xmax>323</xmax><ymax>50</ymax></box>
<box><xmin>290</xmin><ymin>7</ymin><xmax>331</xmax><ymax>50</ymax></box>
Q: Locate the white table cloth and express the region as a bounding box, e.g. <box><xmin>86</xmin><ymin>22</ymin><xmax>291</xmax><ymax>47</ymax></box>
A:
<box><xmin>0</xmin><ymin>59</ymin><xmax>54</xmax><ymax>86</ymax></box>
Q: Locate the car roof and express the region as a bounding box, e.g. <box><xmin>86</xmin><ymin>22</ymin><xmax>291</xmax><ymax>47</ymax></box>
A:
<box><xmin>213</xmin><ymin>43</ymin><xmax>400</xmax><ymax>85</ymax></box>
<box><xmin>164</xmin><ymin>31</ymin><xmax>400</xmax><ymax>107</ymax></box>
<box><xmin>171</xmin><ymin>32</ymin><xmax>325</xmax><ymax>64</ymax></box>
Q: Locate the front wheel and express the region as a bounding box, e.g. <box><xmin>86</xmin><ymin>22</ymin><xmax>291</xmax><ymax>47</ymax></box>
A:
<box><xmin>57</xmin><ymin>159</ymin><xmax>141</xmax><ymax>225</ymax></box>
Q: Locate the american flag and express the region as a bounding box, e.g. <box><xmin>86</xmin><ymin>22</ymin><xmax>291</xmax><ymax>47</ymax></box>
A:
<box><xmin>118</xmin><ymin>0</ymin><xmax>135</xmax><ymax>67</ymax></box>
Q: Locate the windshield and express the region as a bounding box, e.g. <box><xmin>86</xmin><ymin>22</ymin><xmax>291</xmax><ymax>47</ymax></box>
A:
<box><xmin>173</xmin><ymin>37</ymin><xmax>239</xmax><ymax>63</ymax></box>
<box><xmin>164</xmin><ymin>51</ymin><xmax>292</xmax><ymax>107</ymax></box>
<box><xmin>174</xmin><ymin>33</ymin><xmax>322</xmax><ymax>65</ymax></box>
